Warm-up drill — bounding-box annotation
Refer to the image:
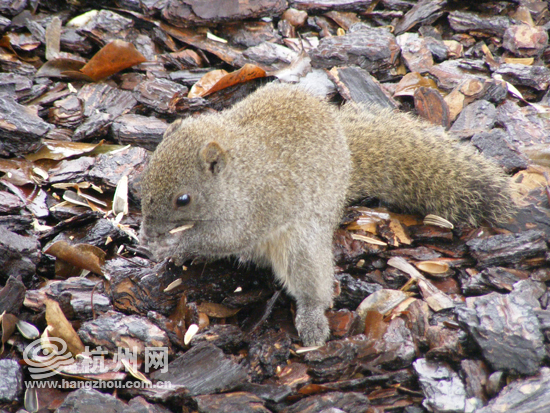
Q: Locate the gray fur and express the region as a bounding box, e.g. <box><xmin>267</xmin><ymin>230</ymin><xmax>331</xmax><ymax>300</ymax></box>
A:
<box><xmin>140</xmin><ymin>83</ymin><xmax>515</xmax><ymax>346</ymax></box>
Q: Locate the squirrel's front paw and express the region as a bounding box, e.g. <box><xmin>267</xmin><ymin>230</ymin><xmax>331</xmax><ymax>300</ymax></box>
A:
<box><xmin>295</xmin><ymin>307</ymin><xmax>330</xmax><ymax>347</ymax></box>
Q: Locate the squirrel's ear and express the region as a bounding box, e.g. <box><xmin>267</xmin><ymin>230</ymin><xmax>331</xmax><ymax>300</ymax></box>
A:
<box><xmin>201</xmin><ymin>142</ymin><xmax>227</xmax><ymax>175</ymax></box>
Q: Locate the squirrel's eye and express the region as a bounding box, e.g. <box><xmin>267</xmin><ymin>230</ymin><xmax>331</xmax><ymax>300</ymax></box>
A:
<box><xmin>175</xmin><ymin>194</ymin><xmax>191</xmax><ymax>207</ymax></box>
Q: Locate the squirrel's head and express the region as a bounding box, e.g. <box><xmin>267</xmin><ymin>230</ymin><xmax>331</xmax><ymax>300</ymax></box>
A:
<box><xmin>139</xmin><ymin>116</ymin><xmax>252</xmax><ymax>264</ymax></box>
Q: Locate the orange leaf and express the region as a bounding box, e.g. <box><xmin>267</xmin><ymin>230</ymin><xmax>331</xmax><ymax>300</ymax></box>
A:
<box><xmin>188</xmin><ymin>64</ymin><xmax>266</xmax><ymax>98</ymax></box>
<box><xmin>80</xmin><ymin>40</ymin><xmax>147</xmax><ymax>82</ymax></box>
<box><xmin>188</xmin><ymin>69</ymin><xmax>228</xmax><ymax>98</ymax></box>
<box><xmin>203</xmin><ymin>63</ymin><xmax>266</xmax><ymax>97</ymax></box>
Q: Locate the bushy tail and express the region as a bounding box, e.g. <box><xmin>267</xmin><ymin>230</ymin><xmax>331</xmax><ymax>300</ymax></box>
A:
<box><xmin>341</xmin><ymin>103</ymin><xmax>516</xmax><ymax>226</ymax></box>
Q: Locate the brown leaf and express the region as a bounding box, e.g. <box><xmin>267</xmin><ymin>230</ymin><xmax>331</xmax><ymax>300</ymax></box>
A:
<box><xmin>45</xmin><ymin>299</ymin><xmax>85</xmax><ymax>356</ymax></box>
<box><xmin>79</xmin><ymin>40</ymin><xmax>147</xmax><ymax>82</ymax></box>
<box><xmin>45</xmin><ymin>241</ymin><xmax>105</xmax><ymax>277</ymax></box>
<box><xmin>188</xmin><ymin>64</ymin><xmax>266</xmax><ymax>98</ymax></box>
<box><xmin>363</xmin><ymin>310</ymin><xmax>388</xmax><ymax>341</ymax></box>
<box><xmin>196</xmin><ymin>302</ymin><xmax>240</xmax><ymax>318</ymax></box>
<box><xmin>202</xmin><ymin>64</ymin><xmax>266</xmax><ymax>97</ymax></box>
<box><xmin>188</xmin><ymin>69</ymin><xmax>228</xmax><ymax>98</ymax></box>
<box><xmin>414</xmin><ymin>86</ymin><xmax>451</xmax><ymax>129</ymax></box>
<box><xmin>394</xmin><ymin>71</ymin><xmax>438</xmax><ymax>97</ymax></box>
<box><xmin>35</xmin><ymin>58</ymin><xmax>89</xmax><ymax>80</ymax></box>
<box><xmin>1</xmin><ymin>312</ymin><xmax>18</xmax><ymax>354</ymax></box>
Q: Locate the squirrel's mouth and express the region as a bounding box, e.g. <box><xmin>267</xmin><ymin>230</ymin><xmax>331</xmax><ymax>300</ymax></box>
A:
<box><xmin>139</xmin><ymin>222</ymin><xmax>197</xmax><ymax>264</ymax></box>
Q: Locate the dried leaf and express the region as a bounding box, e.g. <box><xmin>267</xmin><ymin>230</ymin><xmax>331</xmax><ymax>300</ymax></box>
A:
<box><xmin>25</xmin><ymin>139</ymin><xmax>104</xmax><ymax>162</ymax></box>
<box><xmin>196</xmin><ymin>302</ymin><xmax>240</xmax><ymax>318</ymax></box>
<box><xmin>363</xmin><ymin>310</ymin><xmax>387</xmax><ymax>341</ymax></box>
<box><xmin>189</xmin><ymin>64</ymin><xmax>266</xmax><ymax>98</ymax></box>
<box><xmin>394</xmin><ymin>71</ymin><xmax>438</xmax><ymax>97</ymax></box>
<box><xmin>80</xmin><ymin>40</ymin><xmax>147</xmax><ymax>81</ymax></box>
<box><xmin>45</xmin><ymin>299</ymin><xmax>85</xmax><ymax>356</ymax></box>
<box><xmin>204</xmin><ymin>64</ymin><xmax>266</xmax><ymax>97</ymax></box>
<box><xmin>36</xmin><ymin>327</ymin><xmax>76</xmax><ymax>372</ymax></box>
<box><xmin>1</xmin><ymin>311</ymin><xmax>17</xmax><ymax>354</ymax></box>
<box><xmin>188</xmin><ymin>69</ymin><xmax>228</xmax><ymax>98</ymax></box>
<box><xmin>45</xmin><ymin>241</ymin><xmax>105</xmax><ymax>277</ymax></box>
<box><xmin>35</xmin><ymin>58</ymin><xmax>89</xmax><ymax>80</ymax></box>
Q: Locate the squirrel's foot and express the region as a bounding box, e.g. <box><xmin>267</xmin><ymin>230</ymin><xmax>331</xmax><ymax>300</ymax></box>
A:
<box><xmin>295</xmin><ymin>306</ymin><xmax>330</xmax><ymax>347</ymax></box>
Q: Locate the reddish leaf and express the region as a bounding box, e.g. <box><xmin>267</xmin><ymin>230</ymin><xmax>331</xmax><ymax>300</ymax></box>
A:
<box><xmin>202</xmin><ymin>63</ymin><xmax>266</xmax><ymax>97</ymax></box>
<box><xmin>189</xmin><ymin>64</ymin><xmax>266</xmax><ymax>98</ymax></box>
<box><xmin>188</xmin><ymin>69</ymin><xmax>228</xmax><ymax>98</ymax></box>
<box><xmin>79</xmin><ymin>40</ymin><xmax>147</xmax><ymax>81</ymax></box>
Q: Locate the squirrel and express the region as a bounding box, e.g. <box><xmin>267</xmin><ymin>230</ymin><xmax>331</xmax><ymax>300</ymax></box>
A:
<box><xmin>139</xmin><ymin>83</ymin><xmax>514</xmax><ymax>346</ymax></box>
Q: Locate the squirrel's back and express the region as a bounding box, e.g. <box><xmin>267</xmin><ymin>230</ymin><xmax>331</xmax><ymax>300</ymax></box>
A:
<box><xmin>341</xmin><ymin>103</ymin><xmax>514</xmax><ymax>226</ymax></box>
